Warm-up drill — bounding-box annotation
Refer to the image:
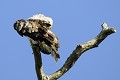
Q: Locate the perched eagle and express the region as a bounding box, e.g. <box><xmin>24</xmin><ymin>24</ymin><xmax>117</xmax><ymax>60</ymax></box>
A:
<box><xmin>14</xmin><ymin>14</ymin><xmax>60</xmax><ymax>61</ymax></box>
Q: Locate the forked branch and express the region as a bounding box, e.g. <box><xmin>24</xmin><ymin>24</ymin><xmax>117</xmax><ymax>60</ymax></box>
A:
<box><xmin>48</xmin><ymin>23</ymin><xmax>116</xmax><ymax>80</ymax></box>
<box><xmin>31</xmin><ymin>23</ymin><xmax>116</xmax><ymax>80</ymax></box>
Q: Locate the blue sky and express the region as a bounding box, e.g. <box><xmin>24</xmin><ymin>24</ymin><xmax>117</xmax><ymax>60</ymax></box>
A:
<box><xmin>0</xmin><ymin>0</ymin><xmax>120</xmax><ymax>80</ymax></box>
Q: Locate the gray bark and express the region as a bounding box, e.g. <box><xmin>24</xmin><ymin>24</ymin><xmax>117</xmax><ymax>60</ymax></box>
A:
<box><xmin>30</xmin><ymin>23</ymin><xmax>116</xmax><ymax>80</ymax></box>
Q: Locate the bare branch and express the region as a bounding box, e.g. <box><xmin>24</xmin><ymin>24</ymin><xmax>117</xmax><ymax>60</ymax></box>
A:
<box><xmin>30</xmin><ymin>40</ymin><xmax>49</xmax><ymax>80</ymax></box>
<box><xmin>14</xmin><ymin>14</ymin><xmax>116</xmax><ymax>80</ymax></box>
<box><xmin>29</xmin><ymin>23</ymin><xmax>116</xmax><ymax>80</ymax></box>
<box><xmin>48</xmin><ymin>23</ymin><xmax>116</xmax><ymax>80</ymax></box>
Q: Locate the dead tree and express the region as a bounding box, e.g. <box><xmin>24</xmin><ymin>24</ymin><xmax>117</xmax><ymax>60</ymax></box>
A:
<box><xmin>13</xmin><ymin>14</ymin><xmax>116</xmax><ymax>80</ymax></box>
<box><xmin>30</xmin><ymin>23</ymin><xmax>116</xmax><ymax>80</ymax></box>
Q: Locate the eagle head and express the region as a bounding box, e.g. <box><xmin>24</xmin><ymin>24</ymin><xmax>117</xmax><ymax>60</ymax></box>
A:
<box><xmin>14</xmin><ymin>19</ymin><xmax>26</xmax><ymax>36</ymax></box>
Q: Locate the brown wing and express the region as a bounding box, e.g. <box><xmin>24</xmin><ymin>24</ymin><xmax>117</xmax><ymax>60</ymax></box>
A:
<box><xmin>14</xmin><ymin>19</ymin><xmax>60</xmax><ymax>61</ymax></box>
<box><xmin>43</xmin><ymin>30</ymin><xmax>60</xmax><ymax>61</ymax></box>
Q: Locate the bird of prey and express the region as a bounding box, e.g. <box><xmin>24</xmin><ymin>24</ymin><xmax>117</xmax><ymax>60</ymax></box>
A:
<box><xmin>14</xmin><ymin>14</ymin><xmax>60</xmax><ymax>61</ymax></box>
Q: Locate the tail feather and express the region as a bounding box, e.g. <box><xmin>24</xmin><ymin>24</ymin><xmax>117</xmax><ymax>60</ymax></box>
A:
<box><xmin>51</xmin><ymin>52</ymin><xmax>60</xmax><ymax>62</ymax></box>
<box><xmin>39</xmin><ymin>41</ymin><xmax>60</xmax><ymax>62</ymax></box>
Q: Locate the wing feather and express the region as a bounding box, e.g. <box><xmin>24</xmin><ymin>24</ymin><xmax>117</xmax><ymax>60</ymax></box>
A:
<box><xmin>14</xmin><ymin>19</ymin><xmax>60</xmax><ymax>61</ymax></box>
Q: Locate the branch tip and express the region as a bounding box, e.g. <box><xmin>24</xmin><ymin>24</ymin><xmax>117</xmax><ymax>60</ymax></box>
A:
<box><xmin>101</xmin><ymin>23</ymin><xmax>116</xmax><ymax>33</ymax></box>
<box><xmin>77</xmin><ymin>44</ymin><xmax>82</xmax><ymax>48</ymax></box>
<box><xmin>101</xmin><ymin>23</ymin><xmax>108</xmax><ymax>30</ymax></box>
<box><xmin>111</xmin><ymin>27</ymin><xmax>117</xmax><ymax>33</ymax></box>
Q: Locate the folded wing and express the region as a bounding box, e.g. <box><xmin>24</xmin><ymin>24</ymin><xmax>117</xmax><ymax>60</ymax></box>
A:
<box><xmin>14</xmin><ymin>19</ymin><xmax>60</xmax><ymax>61</ymax></box>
